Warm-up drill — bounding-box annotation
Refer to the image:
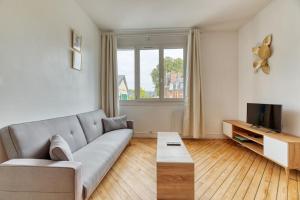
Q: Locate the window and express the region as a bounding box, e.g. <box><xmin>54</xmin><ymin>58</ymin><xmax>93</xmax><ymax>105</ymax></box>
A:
<box><xmin>117</xmin><ymin>49</ymin><xmax>135</xmax><ymax>100</ymax></box>
<box><xmin>164</xmin><ymin>49</ymin><xmax>184</xmax><ymax>99</ymax></box>
<box><xmin>117</xmin><ymin>47</ymin><xmax>185</xmax><ymax>101</ymax></box>
<box><xmin>140</xmin><ymin>49</ymin><xmax>159</xmax><ymax>99</ymax></box>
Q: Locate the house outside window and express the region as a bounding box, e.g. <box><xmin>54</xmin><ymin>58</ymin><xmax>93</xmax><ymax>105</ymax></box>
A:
<box><xmin>118</xmin><ymin>75</ymin><xmax>129</xmax><ymax>100</ymax></box>
<box><xmin>116</xmin><ymin>32</ymin><xmax>187</xmax><ymax>102</ymax></box>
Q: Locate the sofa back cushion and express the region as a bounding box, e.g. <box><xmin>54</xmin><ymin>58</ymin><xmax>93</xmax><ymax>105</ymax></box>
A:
<box><xmin>7</xmin><ymin>115</ymin><xmax>87</xmax><ymax>159</ymax></box>
<box><xmin>77</xmin><ymin>109</ymin><xmax>107</xmax><ymax>143</ymax></box>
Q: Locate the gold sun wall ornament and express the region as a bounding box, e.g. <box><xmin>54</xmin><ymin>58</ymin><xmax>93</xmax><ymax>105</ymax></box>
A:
<box><xmin>252</xmin><ymin>34</ymin><xmax>272</xmax><ymax>74</ymax></box>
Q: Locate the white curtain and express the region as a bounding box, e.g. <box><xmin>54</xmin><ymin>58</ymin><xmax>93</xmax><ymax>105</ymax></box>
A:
<box><xmin>100</xmin><ymin>32</ymin><xmax>119</xmax><ymax>117</ymax></box>
<box><xmin>182</xmin><ymin>29</ymin><xmax>204</xmax><ymax>138</ymax></box>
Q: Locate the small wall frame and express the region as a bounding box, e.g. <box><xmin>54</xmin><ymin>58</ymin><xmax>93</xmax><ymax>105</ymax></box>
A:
<box><xmin>72</xmin><ymin>50</ymin><xmax>82</xmax><ymax>71</ymax></box>
<box><xmin>72</xmin><ymin>30</ymin><xmax>82</xmax><ymax>52</ymax></box>
<box><xmin>71</xmin><ymin>30</ymin><xmax>82</xmax><ymax>71</ymax></box>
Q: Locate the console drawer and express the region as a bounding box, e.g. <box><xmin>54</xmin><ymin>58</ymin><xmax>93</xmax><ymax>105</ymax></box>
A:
<box><xmin>264</xmin><ymin>136</ymin><xmax>288</xmax><ymax>167</ymax></box>
<box><xmin>223</xmin><ymin>122</ymin><xmax>233</xmax><ymax>138</ymax></box>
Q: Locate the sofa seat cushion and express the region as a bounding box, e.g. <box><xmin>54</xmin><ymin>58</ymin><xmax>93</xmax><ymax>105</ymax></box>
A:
<box><xmin>73</xmin><ymin>129</ymin><xmax>133</xmax><ymax>199</ymax></box>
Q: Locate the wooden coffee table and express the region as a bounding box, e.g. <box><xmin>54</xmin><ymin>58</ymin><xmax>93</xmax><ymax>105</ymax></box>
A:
<box><xmin>156</xmin><ymin>132</ymin><xmax>194</xmax><ymax>200</ymax></box>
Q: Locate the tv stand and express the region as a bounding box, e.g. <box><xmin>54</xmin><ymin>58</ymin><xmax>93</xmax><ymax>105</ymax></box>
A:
<box><xmin>223</xmin><ymin>120</ymin><xmax>300</xmax><ymax>179</ymax></box>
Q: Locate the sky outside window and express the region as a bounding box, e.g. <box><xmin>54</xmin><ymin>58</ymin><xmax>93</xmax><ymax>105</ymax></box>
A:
<box><xmin>140</xmin><ymin>49</ymin><xmax>159</xmax><ymax>98</ymax></box>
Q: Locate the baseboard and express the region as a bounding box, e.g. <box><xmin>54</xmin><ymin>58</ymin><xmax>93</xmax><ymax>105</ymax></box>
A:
<box><xmin>133</xmin><ymin>132</ymin><xmax>227</xmax><ymax>139</ymax></box>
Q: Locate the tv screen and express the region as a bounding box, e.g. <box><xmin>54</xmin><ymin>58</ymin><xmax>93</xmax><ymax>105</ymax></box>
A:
<box><xmin>247</xmin><ymin>103</ymin><xmax>282</xmax><ymax>132</ymax></box>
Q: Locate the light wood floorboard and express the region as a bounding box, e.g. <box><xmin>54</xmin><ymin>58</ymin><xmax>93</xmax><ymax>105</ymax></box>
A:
<box><xmin>90</xmin><ymin>139</ymin><xmax>300</xmax><ymax>200</ymax></box>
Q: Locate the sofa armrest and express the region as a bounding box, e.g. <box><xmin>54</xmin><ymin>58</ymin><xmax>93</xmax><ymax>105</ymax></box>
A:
<box><xmin>126</xmin><ymin>120</ymin><xmax>134</xmax><ymax>130</ymax></box>
<box><xmin>0</xmin><ymin>159</ymin><xmax>82</xmax><ymax>200</ymax></box>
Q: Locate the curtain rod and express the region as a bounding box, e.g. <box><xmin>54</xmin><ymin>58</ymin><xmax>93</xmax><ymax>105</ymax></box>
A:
<box><xmin>116</xmin><ymin>28</ymin><xmax>190</xmax><ymax>37</ymax></box>
<box><xmin>114</xmin><ymin>27</ymin><xmax>211</xmax><ymax>38</ymax></box>
<box><xmin>117</xmin><ymin>33</ymin><xmax>189</xmax><ymax>38</ymax></box>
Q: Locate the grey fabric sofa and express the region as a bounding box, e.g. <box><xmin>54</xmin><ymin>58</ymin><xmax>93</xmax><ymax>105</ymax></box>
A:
<box><xmin>0</xmin><ymin>109</ymin><xmax>133</xmax><ymax>200</ymax></box>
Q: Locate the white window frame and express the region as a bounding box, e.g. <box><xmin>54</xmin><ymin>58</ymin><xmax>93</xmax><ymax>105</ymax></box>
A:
<box><xmin>117</xmin><ymin>44</ymin><xmax>187</xmax><ymax>104</ymax></box>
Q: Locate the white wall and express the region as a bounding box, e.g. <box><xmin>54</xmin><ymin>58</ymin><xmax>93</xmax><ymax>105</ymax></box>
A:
<box><xmin>0</xmin><ymin>0</ymin><xmax>100</xmax><ymax>129</ymax></box>
<box><xmin>238</xmin><ymin>0</ymin><xmax>300</xmax><ymax>136</ymax></box>
<box><xmin>121</xmin><ymin>31</ymin><xmax>238</xmax><ymax>138</ymax></box>
<box><xmin>202</xmin><ymin>32</ymin><xmax>238</xmax><ymax>137</ymax></box>
<box><xmin>120</xmin><ymin>102</ymin><xmax>184</xmax><ymax>136</ymax></box>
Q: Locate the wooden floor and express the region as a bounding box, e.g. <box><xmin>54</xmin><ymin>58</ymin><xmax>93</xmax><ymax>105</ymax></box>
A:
<box><xmin>89</xmin><ymin>139</ymin><xmax>300</xmax><ymax>200</ymax></box>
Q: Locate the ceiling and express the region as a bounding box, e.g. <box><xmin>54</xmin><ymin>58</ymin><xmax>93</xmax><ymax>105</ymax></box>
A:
<box><xmin>75</xmin><ymin>0</ymin><xmax>272</xmax><ymax>31</ymax></box>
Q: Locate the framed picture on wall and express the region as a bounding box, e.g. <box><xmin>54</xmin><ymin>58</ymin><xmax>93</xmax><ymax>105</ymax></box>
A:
<box><xmin>72</xmin><ymin>50</ymin><xmax>82</xmax><ymax>70</ymax></box>
<box><xmin>72</xmin><ymin>30</ymin><xmax>82</xmax><ymax>52</ymax></box>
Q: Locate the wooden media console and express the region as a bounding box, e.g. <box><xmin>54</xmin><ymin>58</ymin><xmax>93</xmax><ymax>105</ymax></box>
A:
<box><xmin>223</xmin><ymin>120</ymin><xmax>300</xmax><ymax>179</ymax></box>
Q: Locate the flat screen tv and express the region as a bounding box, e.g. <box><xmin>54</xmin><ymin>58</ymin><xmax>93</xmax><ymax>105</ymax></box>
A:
<box><xmin>247</xmin><ymin>103</ymin><xmax>282</xmax><ymax>132</ymax></box>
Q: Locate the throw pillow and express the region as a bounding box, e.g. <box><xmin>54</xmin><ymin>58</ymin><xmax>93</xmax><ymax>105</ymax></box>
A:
<box><xmin>102</xmin><ymin>115</ymin><xmax>127</xmax><ymax>132</ymax></box>
<box><xmin>49</xmin><ymin>135</ymin><xmax>73</xmax><ymax>161</ymax></box>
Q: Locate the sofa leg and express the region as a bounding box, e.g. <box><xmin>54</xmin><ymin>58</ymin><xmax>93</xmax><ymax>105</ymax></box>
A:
<box><xmin>128</xmin><ymin>140</ymin><xmax>132</xmax><ymax>146</ymax></box>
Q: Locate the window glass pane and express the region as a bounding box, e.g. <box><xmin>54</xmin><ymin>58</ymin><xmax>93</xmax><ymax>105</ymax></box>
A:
<box><xmin>117</xmin><ymin>49</ymin><xmax>135</xmax><ymax>100</ymax></box>
<box><xmin>140</xmin><ymin>49</ymin><xmax>159</xmax><ymax>99</ymax></box>
<box><xmin>164</xmin><ymin>49</ymin><xmax>184</xmax><ymax>99</ymax></box>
